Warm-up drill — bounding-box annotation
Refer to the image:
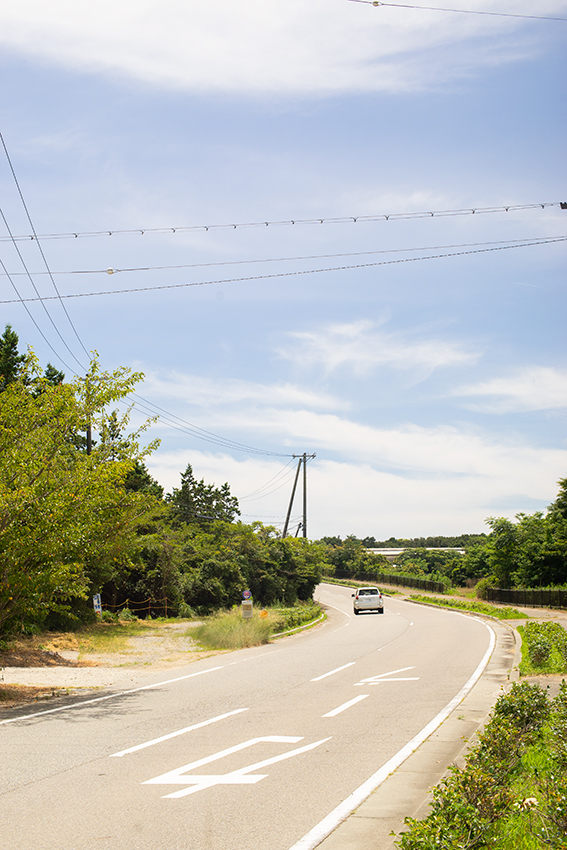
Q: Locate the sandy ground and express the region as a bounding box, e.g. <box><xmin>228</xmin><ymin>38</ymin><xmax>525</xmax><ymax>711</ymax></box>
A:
<box><xmin>0</xmin><ymin>621</ymin><xmax>224</xmax><ymax>707</ymax></box>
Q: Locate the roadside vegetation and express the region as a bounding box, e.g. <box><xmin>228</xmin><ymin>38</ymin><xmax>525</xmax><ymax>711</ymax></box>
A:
<box><xmin>519</xmin><ymin>621</ymin><xmax>567</xmax><ymax>676</ymax></box>
<box><xmin>395</xmin><ymin>682</ymin><xmax>567</xmax><ymax>849</ymax></box>
<box><xmin>1</xmin><ymin>324</ymin><xmax>566</xmax><ymax>647</ymax></box>
<box><xmin>408</xmin><ymin>594</ymin><xmax>526</xmax><ymax>620</ymax></box>
<box><xmin>191</xmin><ymin>601</ymin><xmax>322</xmax><ymax>650</ymax></box>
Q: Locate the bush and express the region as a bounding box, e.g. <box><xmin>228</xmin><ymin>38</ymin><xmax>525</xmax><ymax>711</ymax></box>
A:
<box><xmin>476</xmin><ymin>575</ymin><xmax>497</xmax><ymax>600</ymax></box>
<box><xmin>395</xmin><ymin>683</ymin><xmax>557</xmax><ymax>849</ymax></box>
<box><xmin>520</xmin><ymin>622</ymin><xmax>567</xmax><ymax>674</ymax></box>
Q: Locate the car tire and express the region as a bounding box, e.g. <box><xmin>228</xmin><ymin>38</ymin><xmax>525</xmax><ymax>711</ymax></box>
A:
<box><xmin>353</xmin><ymin>608</ymin><xmax>359</xmax><ymax>615</ymax></box>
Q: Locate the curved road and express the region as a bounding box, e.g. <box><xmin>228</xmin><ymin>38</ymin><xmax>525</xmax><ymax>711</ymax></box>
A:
<box><xmin>1</xmin><ymin>583</ymin><xmax>494</xmax><ymax>850</ymax></box>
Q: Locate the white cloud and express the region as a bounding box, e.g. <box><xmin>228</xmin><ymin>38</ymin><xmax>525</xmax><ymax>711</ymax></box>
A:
<box><xmin>0</xmin><ymin>0</ymin><xmax>555</xmax><ymax>95</ymax></box>
<box><xmin>146</xmin><ymin>427</ymin><xmax>566</xmax><ymax>538</ymax></box>
<box><xmin>455</xmin><ymin>367</ymin><xmax>567</xmax><ymax>412</ymax></box>
<box><xmin>279</xmin><ymin>320</ymin><xmax>478</xmax><ymax>377</ymax></box>
<box><xmin>141</xmin><ymin>371</ymin><xmax>344</xmax><ymax>411</ymax></box>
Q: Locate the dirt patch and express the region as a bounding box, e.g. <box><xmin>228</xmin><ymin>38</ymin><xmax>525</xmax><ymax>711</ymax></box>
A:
<box><xmin>0</xmin><ymin>646</ymin><xmax>77</xmax><ymax>668</ymax></box>
<box><xmin>0</xmin><ymin>622</ymin><xmax>219</xmax><ymax>709</ymax></box>
<box><xmin>0</xmin><ymin>683</ymin><xmax>75</xmax><ymax>708</ymax></box>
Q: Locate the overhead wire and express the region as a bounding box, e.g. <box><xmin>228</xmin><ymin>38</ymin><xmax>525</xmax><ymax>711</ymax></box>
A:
<box><xmin>2</xmin><ymin>235</ymin><xmax>564</xmax><ymax>304</ymax></box>
<box><xmin>0</xmin><ymin>256</ymin><xmax>79</xmax><ymax>375</ymax></box>
<box><xmin>239</xmin><ymin>458</ymin><xmax>298</xmax><ymax>500</ymax></box>
<box><xmin>2</xmin><ymin>234</ymin><xmax>563</xmax><ymax>278</ymax></box>
<box><xmin>0</xmin><ymin>133</ymin><xmax>293</xmax><ymax>461</ymax></box>
<box><xmin>346</xmin><ymin>0</ymin><xmax>567</xmax><ymax>21</ymax></box>
<box><xmin>0</xmin><ymin>131</ymin><xmax>90</xmax><ymax>365</ymax></box>
<box><xmin>0</xmin><ymin>201</ymin><xmax>562</xmax><ymax>244</ymax></box>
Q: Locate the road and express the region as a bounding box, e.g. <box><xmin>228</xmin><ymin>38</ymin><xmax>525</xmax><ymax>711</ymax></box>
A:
<box><xmin>0</xmin><ymin>583</ymin><xmax>494</xmax><ymax>850</ymax></box>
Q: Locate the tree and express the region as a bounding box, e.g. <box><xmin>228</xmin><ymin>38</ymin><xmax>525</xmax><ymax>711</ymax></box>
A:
<box><xmin>0</xmin><ymin>324</ymin><xmax>26</xmax><ymax>389</ymax></box>
<box><xmin>167</xmin><ymin>463</ymin><xmax>240</xmax><ymax>527</ymax></box>
<box><xmin>0</xmin><ymin>353</ymin><xmax>158</xmax><ymax>635</ymax></box>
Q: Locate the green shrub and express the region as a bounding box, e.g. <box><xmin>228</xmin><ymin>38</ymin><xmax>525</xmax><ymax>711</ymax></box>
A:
<box><xmin>395</xmin><ymin>683</ymin><xmax>556</xmax><ymax>849</ymax></box>
<box><xmin>520</xmin><ymin>622</ymin><xmax>567</xmax><ymax>675</ymax></box>
<box><xmin>100</xmin><ymin>610</ymin><xmax>117</xmax><ymax>623</ymax></box>
<box><xmin>117</xmin><ymin>607</ymin><xmax>137</xmax><ymax>622</ymax></box>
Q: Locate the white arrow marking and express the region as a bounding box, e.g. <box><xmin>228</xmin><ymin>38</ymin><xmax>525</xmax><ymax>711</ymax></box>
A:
<box><xmin>143</xmin><ymin>735</ymin><xmax>331</xmax><ymax>799</ymax></box>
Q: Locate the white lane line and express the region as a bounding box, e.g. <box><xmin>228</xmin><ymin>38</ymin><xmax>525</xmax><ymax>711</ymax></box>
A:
<box><xmin>109</xmin><ymin>708</ymin><xmax>249</xmax><ymax>758</ymax></box>
<box><xmin>311</xmin><ymin>662</ymin><xmax>355</xmax><ymax>682</ymax></box>
<box><xmin>288</xmin><ymin>622</ymin><xmax>496</xmax><ymax>850</ymax></box>
<box><xmin>323</xmin><ymin>695</ymin><xmax>369</xmax><ymax>717</ymax></box>
<box><xmin>0</xmin><ymin>666</ymin><xmax>224</xmax><ymax>725</ymax></box>
<box><xmin>354</xmin><ymin>666</ymin><xmax>419</xmax><ymax>686</ymax></box>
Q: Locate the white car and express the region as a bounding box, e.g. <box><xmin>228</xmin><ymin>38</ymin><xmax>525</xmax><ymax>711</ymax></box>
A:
<box><xmin>352</xmin><ymin>587</ymin><xmax>384</xmax><ymax>615</ymax></box>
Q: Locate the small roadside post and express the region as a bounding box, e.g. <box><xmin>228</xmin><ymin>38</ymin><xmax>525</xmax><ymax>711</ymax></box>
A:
<box><xmin>241</xmin><ymin>589</ymin><xmax>253</xmax><ymax>619</ymax></box>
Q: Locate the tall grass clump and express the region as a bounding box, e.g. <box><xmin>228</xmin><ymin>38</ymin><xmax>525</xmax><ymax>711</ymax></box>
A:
<box><xmin>192</xmin><ymin>610</ymin><xmax>272</xmax><ymax>649</ymax></box>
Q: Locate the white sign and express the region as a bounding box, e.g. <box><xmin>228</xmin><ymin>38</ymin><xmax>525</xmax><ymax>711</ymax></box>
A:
<box><xmin>143</xmin><ymin>735</ymin><xmax>330</xmax><ymax>799</ymax></box>
<box><xmin>241</xmin><ymin>599</ymin><xmax>253</xmax><ymax>619</ymax></box>
<box><xmin>93</xmin><ymin>593</ymin><xmax>102</xmax><ymax>614</ymax></box>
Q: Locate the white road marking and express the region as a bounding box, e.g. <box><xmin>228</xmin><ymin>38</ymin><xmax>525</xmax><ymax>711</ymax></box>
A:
<box><xmin>143</xmin><ymin>735</ymin><xmax>331</xmax><ymax>798</ymax></box>
<box><xmin>323</xmin><ymin>695</ymin><xmax>369</xmax><ymax>717</ymax></box>
<box><xmin>109</xmin><ymin>708</ymin><xmax>249</xmax><ymax>757</ymax></box>
<box><xmin>311</xmin><ymin>662</ymin><xmax>355</xmax><ymax>682</ymax></box>
<box><xmin>0</xmin><ymin>666</ymin><xmax>224</xmax><ymax>725</ymax></box>
<box><xmin>354</xmin><ymin>666</ymin><xmax>418</xmax><ymax>686</ymax></box>
<box><xmin>287</xmin><ymin>622</ymin><xmax>496</xmax><ymax>850</ymax></box>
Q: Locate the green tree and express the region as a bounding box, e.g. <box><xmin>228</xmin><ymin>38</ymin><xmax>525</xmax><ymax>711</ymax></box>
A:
<box><xmin>167</xmin><ymin>463</ymin><xmax>240</xmax><ymax>527</ymax></box>
<box><xmin>0</xmin><ymin>324</ymin><xmax>26</xmax><ymax>389</ymax></box>
<box><xmin>0</xmin><ymin>353</ymin><xmax>158</xmax><ymax>634</ymax></box>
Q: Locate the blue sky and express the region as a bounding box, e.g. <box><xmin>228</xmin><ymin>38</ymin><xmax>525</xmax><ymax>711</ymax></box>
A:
<box><xmin>0</xmin><ymin>0</ymin><xmax>566</xmax><ymax>538</ymax></box>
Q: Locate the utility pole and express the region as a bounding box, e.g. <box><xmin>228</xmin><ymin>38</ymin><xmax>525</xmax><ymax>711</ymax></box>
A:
<box><xmin>282</xmin><ymin>452</ymin><xmax>316</xmax><ymax>539</ymax></box>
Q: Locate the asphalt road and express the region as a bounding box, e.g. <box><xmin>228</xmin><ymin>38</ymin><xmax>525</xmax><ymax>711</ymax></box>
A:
<box><xmin>1</xmin><ymin>584</ymin><xmax>494</xmax><ymax>850</ymax></box>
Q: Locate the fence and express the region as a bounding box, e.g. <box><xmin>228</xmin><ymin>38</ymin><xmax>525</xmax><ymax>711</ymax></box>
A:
<box><xmin>101</xmin><ymin>596</ymin><xmax>176</xmax><ymax>618</ymax></box>
<box><xmin>325</xmin><ymin>570</ymin><xmax>446</xmax><ymax>594</ymax></box>
<box><xmin>485</xmin><ymin>587</ymin><xmax>567</xmax><ymax>610</ymax></box>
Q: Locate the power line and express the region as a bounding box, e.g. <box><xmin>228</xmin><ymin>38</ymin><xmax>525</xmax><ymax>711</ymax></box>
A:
<box><xmin>0</xmin><ymin>256</ymin><xmax>78</xmax><ymax>375</ymax></box>
<box><xmin>127</xmin><ymin>393</ymin><xmax>293</xmax><ymax>458</ymax></box>
<box><xmin>0</xmin><ymin>131</ymin><xmax>89</xmax><ymax>369</ymax></box>
<box><xmin>0</xmin><ymin>201</ymin><xmax>561</xmax><ymax>245</ymax></box>
<box><xmin>2</xmin><ymin>235</ymin><xmax>564</xmax><ymax>304</ymax></box>
<box><xmin>347</xmin><ymin>0</ymin><xmax>567</xmax><ymax>21</ymax></box>
<box><xmin>3</xmin><ymin>234</ymin><xmax>561</xmax><ymax>277</ymax></box>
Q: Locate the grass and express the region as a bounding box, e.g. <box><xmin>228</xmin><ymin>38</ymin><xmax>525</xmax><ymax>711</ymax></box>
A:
<box><xmin>75</xmin><ymin>618</ymin><xmax>184</xmax><ymax>655</ymax></box>
<box><xmin>409</xmin><ymin>594</ymin><xmax>526</xmax><ymax>619</ymax></box>
<box><xmin>191</xmin><ymin>601</ymin><xmax>323</xmax><ymax>650</ymax></box>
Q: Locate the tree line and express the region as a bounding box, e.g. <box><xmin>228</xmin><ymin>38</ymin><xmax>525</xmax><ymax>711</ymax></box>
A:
<box><xmin>1</xmin><ymin>323</ymin><xmax>565</xmax><ymax>635</ymax></box>
<box><xmin>0</xmin><ymin>327</ymin><xmax>325</xmax><ymax>635</ymax></box>
<box><xmin>319</xmin><ymin>483</ymin><xmax>567</xmax><ymax>591</ymax></box>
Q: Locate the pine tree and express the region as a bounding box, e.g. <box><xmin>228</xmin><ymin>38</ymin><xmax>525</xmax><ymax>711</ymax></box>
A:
<box><xmin>0</xmin><ymin>324</ymin><xmax>26</xmax><ymax>390</ymax></box>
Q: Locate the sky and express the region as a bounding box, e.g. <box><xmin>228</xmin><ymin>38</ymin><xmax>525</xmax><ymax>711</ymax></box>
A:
<box><xmin>0</xmin><ymin>0</ymin><xmax>566</xmax><ymax>540</ymax></box>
